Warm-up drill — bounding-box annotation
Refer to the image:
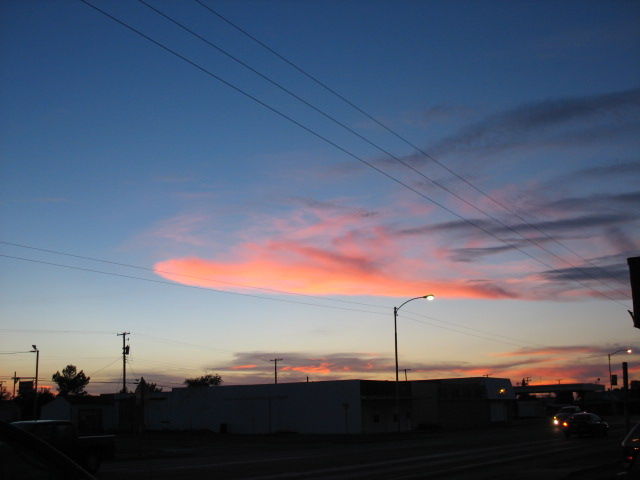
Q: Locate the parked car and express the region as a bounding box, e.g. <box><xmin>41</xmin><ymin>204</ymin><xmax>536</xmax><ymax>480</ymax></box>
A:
<box><xmin>0</xmin><ymin>420</ymin><xmax>97</xmax><ymax>479</ymax></box>
<box><xmin>622</xmin><ymin>421</ymin><xmax>640</xmax><ymax>474</ymax></box>
<box><xmin>552</xmin><ymin>405</ymin><xmax>582</xmax><ymax>425</ymax></box>
<box><xmin>12</xmin><ymin>420</ymin><xmax>115</xmax><ymax>473</ymax></box>
<box><xmin>562</xmin><ymin>412</ymin><xmax>609</xmax><ymax>438</ymax></box>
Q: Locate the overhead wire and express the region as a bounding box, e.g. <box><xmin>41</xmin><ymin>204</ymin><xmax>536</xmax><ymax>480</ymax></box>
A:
<box><xmin>0</xmin><ymin>252</ymin><xmax>550</xmax><ymax>350</ymax></box>
<box><xmin>0</xmin><ymin>253</ymin><xmax>388</xmax><ymax>315</ymax></box>
<box><xmin>194</xmin><ymin>0</ymin><xmax>630</xmax><ymax>293</ymax></box>
<box><xmin>0</xmin><ymin>0</ymin><xmax>626</xmax><ymax>386</ymax></box>
<box><xmin>0</xmin><ymin>0</ymin><xmax>625</xmax><ymax>366</ymax></box>
<box><xmin>0</xmin><ymin>241</ymin><xmax>389</xmax><ymax>310</ymax></box>
<box><xmin>77</xmin><ymin>0</ymin><xmax>629</xmax><ymax>308</ymax></box>
<box><xmin>0</xmin><ymin>241</ymin><xmax>546</xmax><ymax>352</ymax></box>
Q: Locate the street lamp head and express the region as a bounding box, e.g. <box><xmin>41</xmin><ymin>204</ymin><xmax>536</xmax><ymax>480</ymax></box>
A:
<box><xmin>424</xmin><ymin>295</ymin><xmax>435</xmax><ymax>301</ymax></box>
<box><xmin>31</xmin><ymin>345</ymin><xmax>37</xmax><ymax>351</ymax></box>
<box><xmin>610</xmin><ymin>348</ymin><xmax>633</xmax><ymax>356</ymax></box>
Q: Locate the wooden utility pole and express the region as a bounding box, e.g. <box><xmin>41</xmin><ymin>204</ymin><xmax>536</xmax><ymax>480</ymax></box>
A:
<box><xmin>117</xmin><ymin>332</ymin><xmax>130</xmax><ymax>393</ymax></box>
<box><xmin>270</xmin><ymin>358</ymin><xmax>283</xmax><ymax>384</ymax></box>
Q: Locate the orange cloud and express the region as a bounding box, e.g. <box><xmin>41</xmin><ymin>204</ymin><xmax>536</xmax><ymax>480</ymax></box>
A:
<box><xmin>149</xmin><ymin>199</ymin><xmax>608</xmax><ymax>301</ymax></box>
<box><xmin>154</xmin><ymin>247</ymin><xmax>520</xmax><ymax>299</ymax></box>
<box><xmin>282</xmin><ymin>363</ymin><xmax>334</xmax><ymax>374</ymax></box>
<box><xmin>230</xmin><ymin>365</ymin><xmax>257</xmax><ymax>370</ymax></box>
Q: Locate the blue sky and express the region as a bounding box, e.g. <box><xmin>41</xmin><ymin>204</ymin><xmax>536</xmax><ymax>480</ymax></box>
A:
<box><xmin>1</xmin><ymin>0</ymin><xmax>639</xmax><ymax>394</ymax></box>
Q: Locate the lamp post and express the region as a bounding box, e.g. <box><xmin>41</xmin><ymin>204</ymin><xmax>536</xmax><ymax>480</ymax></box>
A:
<box><xmin>608</xmin><ymin>348</ymin><xmax>631</xmax><ymax>415</ymax></box>
<box><xmin>609</xmin><ymin>348</ymin><xmax>632</xmax><ymax>392</ymax></box>
<box><xmin>394</xmin><ymin>294</ymin><xmax>434</xmax><ymax>433</ymax></box>
<box><xmin>31</xmin><ymin>345</ymin><xmax>39</xmax><ymax>420</ymax></box>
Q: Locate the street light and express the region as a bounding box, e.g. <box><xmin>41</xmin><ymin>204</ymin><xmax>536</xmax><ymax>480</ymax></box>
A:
<box><xmin>394</xmin><ymin>294</ymin><xmax>434</xmax><ymax>433</ymax></box>
<box><xmin>608</xmin><ymin>348</ymin><xmax>632</xmax><ymax>393</ymax></box>
<box><xmin>31</xmin><ymin>345</ymin><xmax>39</xmax><ymax>420</ymax></box>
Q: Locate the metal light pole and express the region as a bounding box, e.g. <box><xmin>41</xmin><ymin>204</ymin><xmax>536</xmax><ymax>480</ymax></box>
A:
<box><xmin>608</xmin><ymin>348</ymin><xmax>632</xmax><ymax>415</ymax></box>
<box><xmin>609</xmin><ymin>349</ymin><xmax>632</xmax><ymax>391</ymax></box>
<box><xmin>394</xmin><ymin>295</ymin><xmax>434</xmax><ymax>433</ymax></box>
<box><xmin>31</xmin><ymin>345</ymin><xmax>39</xmax><ymax>420</ymax></box>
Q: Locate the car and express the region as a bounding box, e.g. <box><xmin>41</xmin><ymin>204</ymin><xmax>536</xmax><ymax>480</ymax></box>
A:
<box><xmin>12</xmin><ymin>420</ymin><xmax>115</xmax><ymax>474</ymax></box>
<box><xmin>552</xmin><ymin>405</ymin><xmax>582</xmax><ymax>425</ymax></box>
<box><xmin>562</xmin><ymin>412</ymin><xmax>609</xmax><ymax>438</ymax></box>
<box><xmin>0</xmin><ymin>420</ymin><xmax>97</xmax><ymax>479</ymax></box>
<box><xmin>622</xmin><ymin>421</ymin><xmax>640</xmax><ymax>474</ymax></box>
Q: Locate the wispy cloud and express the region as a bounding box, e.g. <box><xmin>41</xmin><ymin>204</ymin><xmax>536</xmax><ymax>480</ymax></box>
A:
<box><xmin>150</xmin><ymin>188</ymin><xmax>633</xmax><ymax>300</ymax></box>
<box><xmin>147</xmin><ymin>89</ymin><xmax>638</xmax><ymax>302</ymax></box>
<box><xmin>198</xmin><ymin>344</ymin><xmax>633</xmax><ymax>386</ymax></box>
<box><xmin>425</xmin><ymin>88</ymin><xmax>640</xmax><ymax>160</ymax></box>
<box><xmin>145</xmin><ymin>213</ymin><xmax>213</xmax><ymax>248</ymax></box>
<box><xmin>108</xmin><ymin>343</ymin><xmax>633</xmax><ymax>389</ymax></box>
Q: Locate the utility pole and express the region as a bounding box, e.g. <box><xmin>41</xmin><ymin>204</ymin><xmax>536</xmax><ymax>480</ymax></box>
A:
<box><xmin>402</xmin><ymin>369</ymin><xmax>411</xmax><ymax>381</ymax></box>
<box><xmin>270</xmin><ymin>358</ymin><xmax>283</xmax><ymax>384</ymax></box>
<box><xmin>31</xmin><ymin>345</ymin><xmax>39</xmax><ymax>420</ymax></box>
<box><xmin>117</xmin><ymin>332</ymin><xmax>130</xmax><ymax>393</ymax></box>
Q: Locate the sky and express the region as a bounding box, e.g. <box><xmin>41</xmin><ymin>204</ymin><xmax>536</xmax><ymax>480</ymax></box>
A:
<box><xmin>1</xmin><ymin>0</ymin><xmax>639</xmax><ymax>396</ymax></box>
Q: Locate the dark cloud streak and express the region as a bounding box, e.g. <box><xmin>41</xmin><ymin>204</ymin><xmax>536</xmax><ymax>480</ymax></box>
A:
<box><xmin>424</xmin><ymin>88</ymin><xmax>640</xmax><ymax>159</ymax></box>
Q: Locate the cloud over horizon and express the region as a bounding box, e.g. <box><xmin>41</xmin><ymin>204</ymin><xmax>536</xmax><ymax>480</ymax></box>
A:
<box><xmin>148</xmin><ymin>89</ymin><xmax>638</xmax><ymax>302</ymax></box>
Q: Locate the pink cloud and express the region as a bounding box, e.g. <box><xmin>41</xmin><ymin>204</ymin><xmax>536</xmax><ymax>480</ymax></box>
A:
<box><xmin>149</xmin><ymin>198</ymin><xmax>604</xmax><ymax>300</ymax></box>
<box><xmin>282</xmin><ymin>363</ymin><xmax>334</xmax><ymax>374</ymax></box>
<box><xmin>154</xmin><ymin>250</ymin><xmax>517</xmax><ymax>298</ymax></box>
<box><xmin>230</xmin><ymin>364</ymin><xmax>257</xmax><ymax>370</ymax></box>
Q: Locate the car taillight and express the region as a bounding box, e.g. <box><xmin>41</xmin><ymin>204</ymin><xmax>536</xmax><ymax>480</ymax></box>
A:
<box><xmin>562</xmin><ymin>421</ymin><xmax>569</xmax><ymax>427</ymax></box>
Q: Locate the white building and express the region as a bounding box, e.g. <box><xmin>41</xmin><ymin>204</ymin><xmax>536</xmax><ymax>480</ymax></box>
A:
<box><xmin>41</xmin><ymin>378</ymin><xmax>516</xmax><ymax>434</ymax></box>
<box><xmin>141</xmin><ymin>378</ymin><xmax>515</xmax><ymax>434</ymax></box>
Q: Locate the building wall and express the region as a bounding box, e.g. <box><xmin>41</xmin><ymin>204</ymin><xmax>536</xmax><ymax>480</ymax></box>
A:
<box><xmin>39</xmin><ymin>378</ymin><xmax>516</xmax><ymax>434</ymax></box>
<box><xmin>147</xmin><ymin>381</ymin><xmax>364</xmax><ymax>434</ymax></box>
<box><xmin>41</xmin><ymin>397</ymin><xmax>118</xmax><ymax>432</ymax></box>
<box><xmin>411</xmin><ymin>382</ymin><xmax>439</xmax><ymax>429</ymax></box>
<box><xmin>412</xmin><ymin>378</ymin><xmax>516</xmax><ymax>428</ymax></box>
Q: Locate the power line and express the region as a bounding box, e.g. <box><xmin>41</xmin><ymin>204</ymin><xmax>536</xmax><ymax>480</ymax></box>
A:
<box><xmin>0</xmin><ymin>241</ymin><xmax>388</xmax><ymax>310</ymax></box>
<box><xmin>88</xmin><ymin>357</ymin><xmax>122</xmax><ymax>377</ymax></box>
<box><xmin>399</xmin><ymin>311</ymin><xmax>548</xmax><ymax>349</ymax></box>
<box><xmin>0</xmin><ymin>253</ymin><xmax>386</xmax><ymax>315</ymax></box>
<box><xmin>0</xmin><ymin>327</ymin><xmax>114</xmax><ymax>335</ymax></box>
<box><xmin>400</xmin><ymin>313</ymin><xmax>540</xmax><ymax>349</ymax></box>
<box><xmin>77</xmin><ymin>0</ymin><xmax>629</xmax><ymax>308</ymax></box>
<box><xmin>0</xmin><ymin>254</ymin><xmax>557</xmax><ymax>351</ymax></box>
<box><xmin>194</xmin><ymin>0</ymin><xmax>630</xmax><ymax>294</ymax></box>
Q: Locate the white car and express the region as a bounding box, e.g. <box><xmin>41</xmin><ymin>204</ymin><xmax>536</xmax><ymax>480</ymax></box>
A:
<box><xmin>552</xmin><ymin>405</ymin><xmax>582</xmax><ymax>425</ymax></box>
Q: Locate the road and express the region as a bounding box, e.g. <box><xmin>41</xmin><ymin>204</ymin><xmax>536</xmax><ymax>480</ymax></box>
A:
<box><xmin>98</xmin><ymin>421</ymin><xmax>631</xmax><ymax>480</ymax></box>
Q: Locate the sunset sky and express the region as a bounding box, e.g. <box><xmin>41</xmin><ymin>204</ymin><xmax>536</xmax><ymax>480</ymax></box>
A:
<box><xmin>1</xmin><ymin>0</ymin><xmax>639</xmax><ymax>395</ymax></box>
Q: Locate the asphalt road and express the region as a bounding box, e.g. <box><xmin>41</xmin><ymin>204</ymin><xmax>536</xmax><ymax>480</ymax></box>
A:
<box><xmin>98</xmin><ymin>420</ymin><xmax>633</xmax><ymax>480</ymax></box>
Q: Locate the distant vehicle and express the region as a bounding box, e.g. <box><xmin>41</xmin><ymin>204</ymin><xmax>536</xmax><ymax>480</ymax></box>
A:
<box><xmin>622</xmin><ymin>421</ymin><xmax>640</xmax><ymax>474</ymax></box>
<box><xmin>0</xmin><ymin>420</ymin><xmax>97</xmax><ymax>479</ymax></box>
<box><xmin>12</xmin><ymin>419</ymin><xmax>115</xmax><ymax>473</ymax></box>
<box><xmin>552</xmin><ymin>405</ymin><xmax>582</xmax><ymax>425</ymax></box>
<box><xmin>562</xmin><ymin>413</ymin><xmax>609</xmax><ymax>438</ymax></box>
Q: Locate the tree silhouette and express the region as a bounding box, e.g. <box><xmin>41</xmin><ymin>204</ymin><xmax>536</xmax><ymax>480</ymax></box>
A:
<box><xmin>148</xmin><ymin>382</ymin><xmax>163</xmax><ymax>393</ymax></box>
<box><xmin>52</xmin><ymin>365</ymin><xmax>90</xmax><ymax>396</ymax></box>
<box><xmin>184</xmin><ymin>373</ymin><xmax>222</xmax><ymax>387</ymax></box>
<box><xmin>0</xmin><ymin>383</ymin><xmax>9</xmax><ymax>400</ymax></box>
